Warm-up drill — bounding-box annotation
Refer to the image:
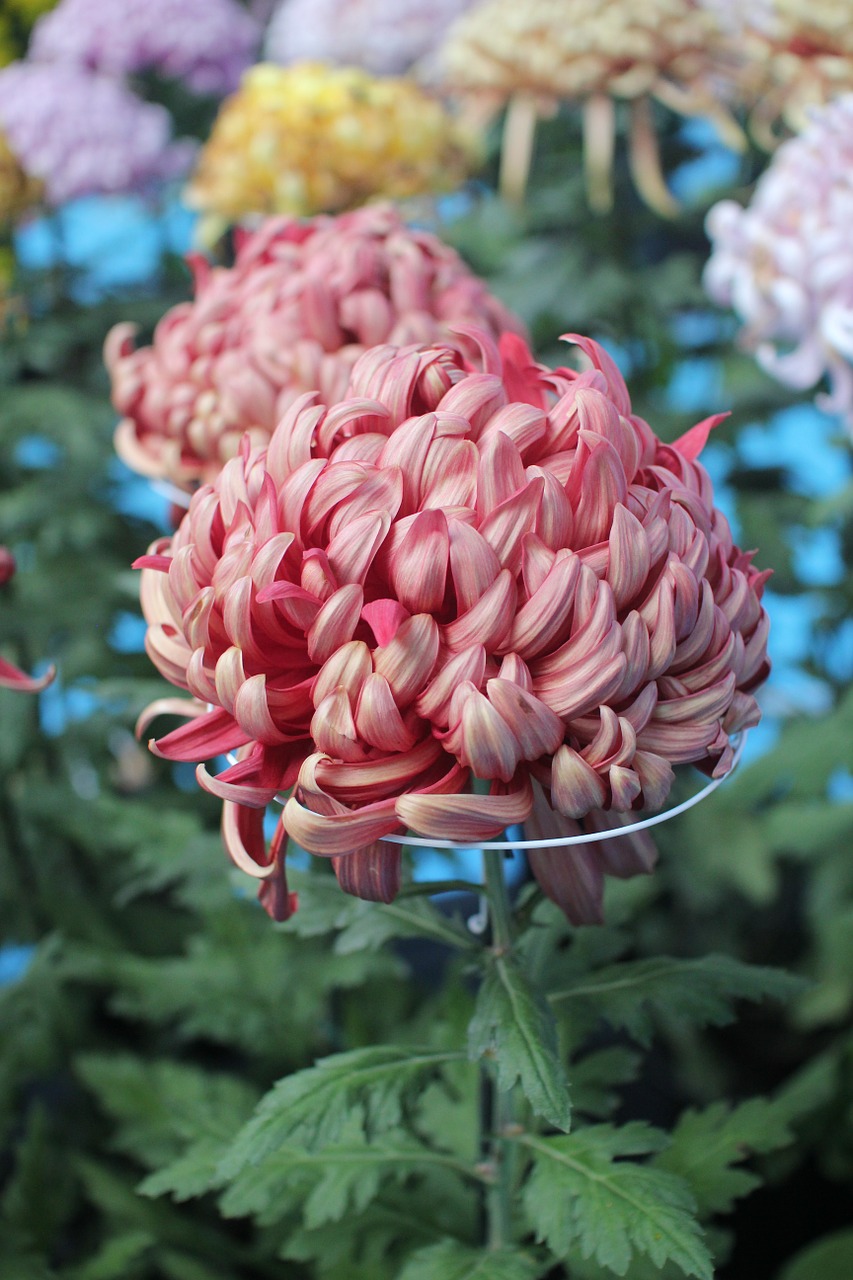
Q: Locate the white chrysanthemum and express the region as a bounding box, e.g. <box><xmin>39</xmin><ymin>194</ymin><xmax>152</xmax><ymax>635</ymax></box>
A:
<box><xmin>705</xmin><ymin>94</ymin><xmax>853</xmax><ymax>429</ymax></box>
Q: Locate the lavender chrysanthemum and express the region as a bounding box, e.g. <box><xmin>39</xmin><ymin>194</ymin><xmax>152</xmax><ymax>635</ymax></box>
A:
<box><xmin>0</xmin><ymin>63</ymin><xmax>195</xmax><ymax>203</ymax></box>
<box><xmin>30</xmin><ymin>0</ymin><xmax>260</xmax><ymax>95</ymax></box>
<box><xmin>265</xmin><ymin>0</ymin><xmax>474</xmax><ymax>76</ymax></box>
<box><xmin>705</xmin><ymin>94</ymin><xmax>853</xmax><ymax>431</ymax></box>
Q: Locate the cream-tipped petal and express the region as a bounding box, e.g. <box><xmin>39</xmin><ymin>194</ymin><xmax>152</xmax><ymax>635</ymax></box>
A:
<box><xmin>550</xmin><ymin>745</ymin><xmax>608</xmax><ymax>818</ymax></box>
<box><xmin>373</xmin><ymin>613</ymin><xmax>440</xmax><ymax>706</ymax></box>
<box><xmin>306</xmin><ymin>583</ymin><xmax>364</xmax><ymax>664</ymax></box>
<box><xmin>355</xmin><ymin>673</ymin><xmax>418</xmax><ymax>752</ymax></box>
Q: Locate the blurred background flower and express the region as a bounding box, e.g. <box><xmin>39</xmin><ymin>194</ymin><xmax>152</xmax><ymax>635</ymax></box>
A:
<box><xmin>28</xmin><ymin>0</ymin><xmax>261</xmax><ymax>96</ymax></box>
<box><xmin>265</xmin><ymin>0</ymin><xmax>475</xmax><ymax>76</ymax></box>
<box><xmin>704</xmin><ymin>93</ymin><xmax>853</xmax><ymax>434</ymax></box>
<box><xmin>437</xmin><ymin>0</ymin><xmax>740</xmax><ymax>213</ymax></box>
<box><xmin>184</xmin><ymin>62</ymin><xmax>479</xmax><ymax>232</ymax></box>
<box><xmin>0</xmin><ymin>62</ymin><xmax>195</xmax><ymax>204</ymax></box>
<box><xmin>720</xmin><ymin>0</ymin><xmax>853</xmax><ymax>148</ymax></box>
<box><xmin>107</xmin><ymin>203</ymin><xmax>524</xmax><ymax>486</ymax></box>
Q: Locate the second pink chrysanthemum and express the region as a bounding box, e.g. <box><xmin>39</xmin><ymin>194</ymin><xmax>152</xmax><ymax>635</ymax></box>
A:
<box><xmin>106</xmin><ymin>205</ymin><xmax>524</xmax><ymax>487</ymax></box>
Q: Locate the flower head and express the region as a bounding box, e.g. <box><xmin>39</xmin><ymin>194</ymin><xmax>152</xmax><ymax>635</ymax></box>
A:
<box><xmin>30</xmin><ymin>0</ymin><xmax>260</xmax><ymax>96</ymax></box>
<box><xmin>0</xmin><ymin>62</ymin><xmax>195</xmax><ymax>204</ymax></box>
<box><xmin>106</xmin><ymin>204</ymin><xmax>523</xmax><ymax>486</ymax></box>
<box><xmin>265</xmin><ymin>0</ymin><xmax>475</xmax><ymax>76</ymax></box>
<box><xmin>184</xmin><ymin>62</ymin><xmax>478</xmax><ymax>225</ymax></box>
<box><xmin>136</xmin><ymin>329</ymin><xmax>770</xmax><ymax>924</ymax></box>
<box><xmin>438</xmin><ymin>0</ymin><xmax>738</xmax><ymax>213</ymax></box>
<box><xmin>704</xmin><ymin>94</ymin><xmax>853</xmax><ymax>430</ymax></box>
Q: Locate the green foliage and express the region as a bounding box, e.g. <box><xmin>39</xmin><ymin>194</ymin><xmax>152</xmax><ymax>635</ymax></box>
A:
<box><xmin>218</xmin><ymin>1046</ymin><xmax>466</xmax><ymax>1172</ymax></box>
<box><xmin>652</xmin><ymin>1097</ymin><xmax>800</xmax><ymax>1217</ymax></box>
<box><xmin>397</xmin><ymin>1239</ymin><xmax>542</xmax><ymax>1280</ymax></box>
<box><xmin>285</xmin><ymin>869</ymin><xmax>479</xmax><ymax>954</ymax></box>
<box><xmin>777</xmin><ymin>1229</ymin><xmax>853</xmax><ymax>1280</ymax></box>
<box><xmin>468</xmin><ymin>953</ymin><xmax>572</xmax><ymax>1132</ymax></box>
<box><xmin>548</xmin><ymin>953</ymin><xmax>803</xmax><ymax>1046</ymax></box>
<box><xmin>75</xmin><ymin>1055</ymin><xmax>259</xmax><ymax>1189</ymax></box>
<box><xmin>520</xmin><ymin>1124</ymin><xmax>713</xmax><ymax>1279</ymax></box>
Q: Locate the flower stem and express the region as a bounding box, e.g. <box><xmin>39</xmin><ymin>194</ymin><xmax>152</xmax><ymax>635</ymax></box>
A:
<box><xmin>481</xmin><ymin>847</ymin><xmax>516</xmax><ymax>1249</ymax></box>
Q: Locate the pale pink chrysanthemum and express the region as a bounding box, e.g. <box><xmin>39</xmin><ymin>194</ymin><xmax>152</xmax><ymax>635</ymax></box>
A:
<box><xmin>29</xmin><ymin>0</ymin><xmax>260</xmax><ymax>96</ymax></box>
<box><xmin>135</xmin><ymin>330</ymin><xmax>770</xmax><ymax>924</ymax></box>
<box><xmin>264</xmin><ymin>0</ymin><xmax>476</xmax><ymax>77</ymax></box>
<box><xmin>0</xmin><ymin>547</ymin><xmax>55</xmax><ymax>692</ymax></box>
<box><xmin>106</xmin><ymin>205</ymin><xmax>524</xmax><ymax>487</ymax></box>
<box><xmin>704</xmin><ymin>94</ymin><xmax>853</xmax><ymax>432</ymax></box>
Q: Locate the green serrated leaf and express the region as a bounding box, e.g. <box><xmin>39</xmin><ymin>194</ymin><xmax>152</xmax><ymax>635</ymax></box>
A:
<box><xmin>520</xmin><ymin>1124</ymin><xmax>712</xmax><ymax>1280</ymax></box>
<box><xmin>571</xmin><ymin>1047</ymin><xmax>642</xmax><ymax>1121</ymax></box>
<box><xmin>469</xmin><ymin>954</ymin><xmax>571</xmax><ymax>1132</ymax></box>
<box><xmin>777</xmin><ymin>1229</ymin><xmax>853</xmax><ymax>1280</ymax></box>
<box><xmin>284</xmin><ymin>871</ymin><xmax>478</xmax><ymax>954</ymax></box>
<box><xmin>335</xmin><ymin>895</ymin><xmax>479</xmax><ymax>955</ymax></box>
<box><xmin>219</xmin><ymin>1112</ymin><xmax>478</xmax><ymax>1227</ymax></box>
<box><xmin>548</xmin><ymin>954</ymin><xmax>803</xmax><ymax>1046</ymax></box>
<box><xmin>398</xmin><ymin>1239</ymin><xmax>542</xmax><ymax>1280</ymax></box>
<box><xmin>76</xmin><ymin>1055</ymin><xmax>258</xmax><ymax>1174</ymax></box>
<box><xmin>218</xmin><ymin>1046</ymin><xmax>466</xmax><ymax>1178</ymax></box>
<box><xmin>653</xmin><ymin>1097</ymin><xmax>798</xmax><ymax>1218</ymax></box>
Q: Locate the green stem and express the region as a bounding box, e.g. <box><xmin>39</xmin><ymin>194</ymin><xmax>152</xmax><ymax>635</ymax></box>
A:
<box><xmin>483</xmin><ymin>848</ymin><xmax>514</xmax><ymax>954</ymax></box>
<box><xmin>482</xmin><ymin>848</ymin><xmax>516</xmax><ymax>1250</ymax></box>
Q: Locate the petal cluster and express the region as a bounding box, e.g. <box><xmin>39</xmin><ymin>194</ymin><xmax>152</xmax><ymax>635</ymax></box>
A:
<box><xmin>704</xmin><ymin>94</ymin><xmax>853</xmax><ymax>431</ymax></box>
<box><xmin>106</xmin><ymin>204</ymin><xmax>524</xmax><ymax>486</ymax></box>
<box><xmin>29</xmin><ymin>0</ymin><xmax>260</xmax><ymax>96</ymax></box>
<box><xmin>265</xmin><ymin>0</ymin><xmax>476</xmax><ymax>77</ymax></box>
<box><xmin>0</xmin><ymin>62</ymin><xmax>195</xmax><ymax>204</ymax></box>
<box><xmin>184</xmin><ymin>62</ymin><xmax>478</xmax><ymax>225</ymax></box>
<box><xmin>137</xmin><ymin>330</ymin><xmax>770</xmax><ymax>923</ymax></box>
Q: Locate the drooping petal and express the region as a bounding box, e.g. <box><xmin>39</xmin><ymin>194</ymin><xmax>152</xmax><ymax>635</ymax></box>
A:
<box><xmin>148</xmin><ymin>706</ymin><xmax>250</xmax><ymax>761</ymax></box>
<box><xmin>332</xmin><ymin>841</ymin><xmax>402</xmax><ymax>903</ymax></box>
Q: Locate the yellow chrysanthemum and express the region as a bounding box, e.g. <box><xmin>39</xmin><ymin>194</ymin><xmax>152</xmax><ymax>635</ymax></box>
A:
<box><xmin>186</xmin><ymin>62</ymin><xmax>478</xmax><ymax>227</ymax></box>
<box><xmin>731</xmin><ymin>1</ymin><xmax>853</xmax><ymax>147</ymax></box>
<box><xmin>0</xmin><ymin>131</ymin><xmax>42</xmax><ymax>224</ymax></box>
<box><xmin>439</xmin><ymin>0</ymin><xmax>739</xmax><ymax>214</ymax></box>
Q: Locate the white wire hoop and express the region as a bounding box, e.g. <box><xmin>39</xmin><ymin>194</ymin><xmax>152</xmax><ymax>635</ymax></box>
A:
<box><xmin>378</xmin><ymin>732</ymin><xmax>748</xmax><ymax>851</ymax></box>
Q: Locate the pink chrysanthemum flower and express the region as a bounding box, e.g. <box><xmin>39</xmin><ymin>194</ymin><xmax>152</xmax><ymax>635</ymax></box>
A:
<box><xmin>135</xmin><ymin>331</ymin><xmax>770</xmax><ymax>924</ymax></box>
<box><xmin>0</xmin><ymin>62</ymin><xmax>194</xmax><ymax>204</ymax></box>
<box><xmin>29</xmin><ymin>0</ymin><xmax>260</xmax><ymax>96</ymax></box>
<box><xmin>704</xmin><ymin>94</ymin><xmax>853</xmax><ymax>431</ymax></box>
<box><xmin>0</xmin><ymin>547</ymin><xmax>55</xmax><ymax>692</ymax></box>
<box><xmin>265</xmin><ymin>0</ymin><xmax>475</xmax><ymax>76</ymax></box>
<box><xmin>106</xmin><ymin>205</ymin><xmax>524</xmax><ymax>487</ymax></box>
